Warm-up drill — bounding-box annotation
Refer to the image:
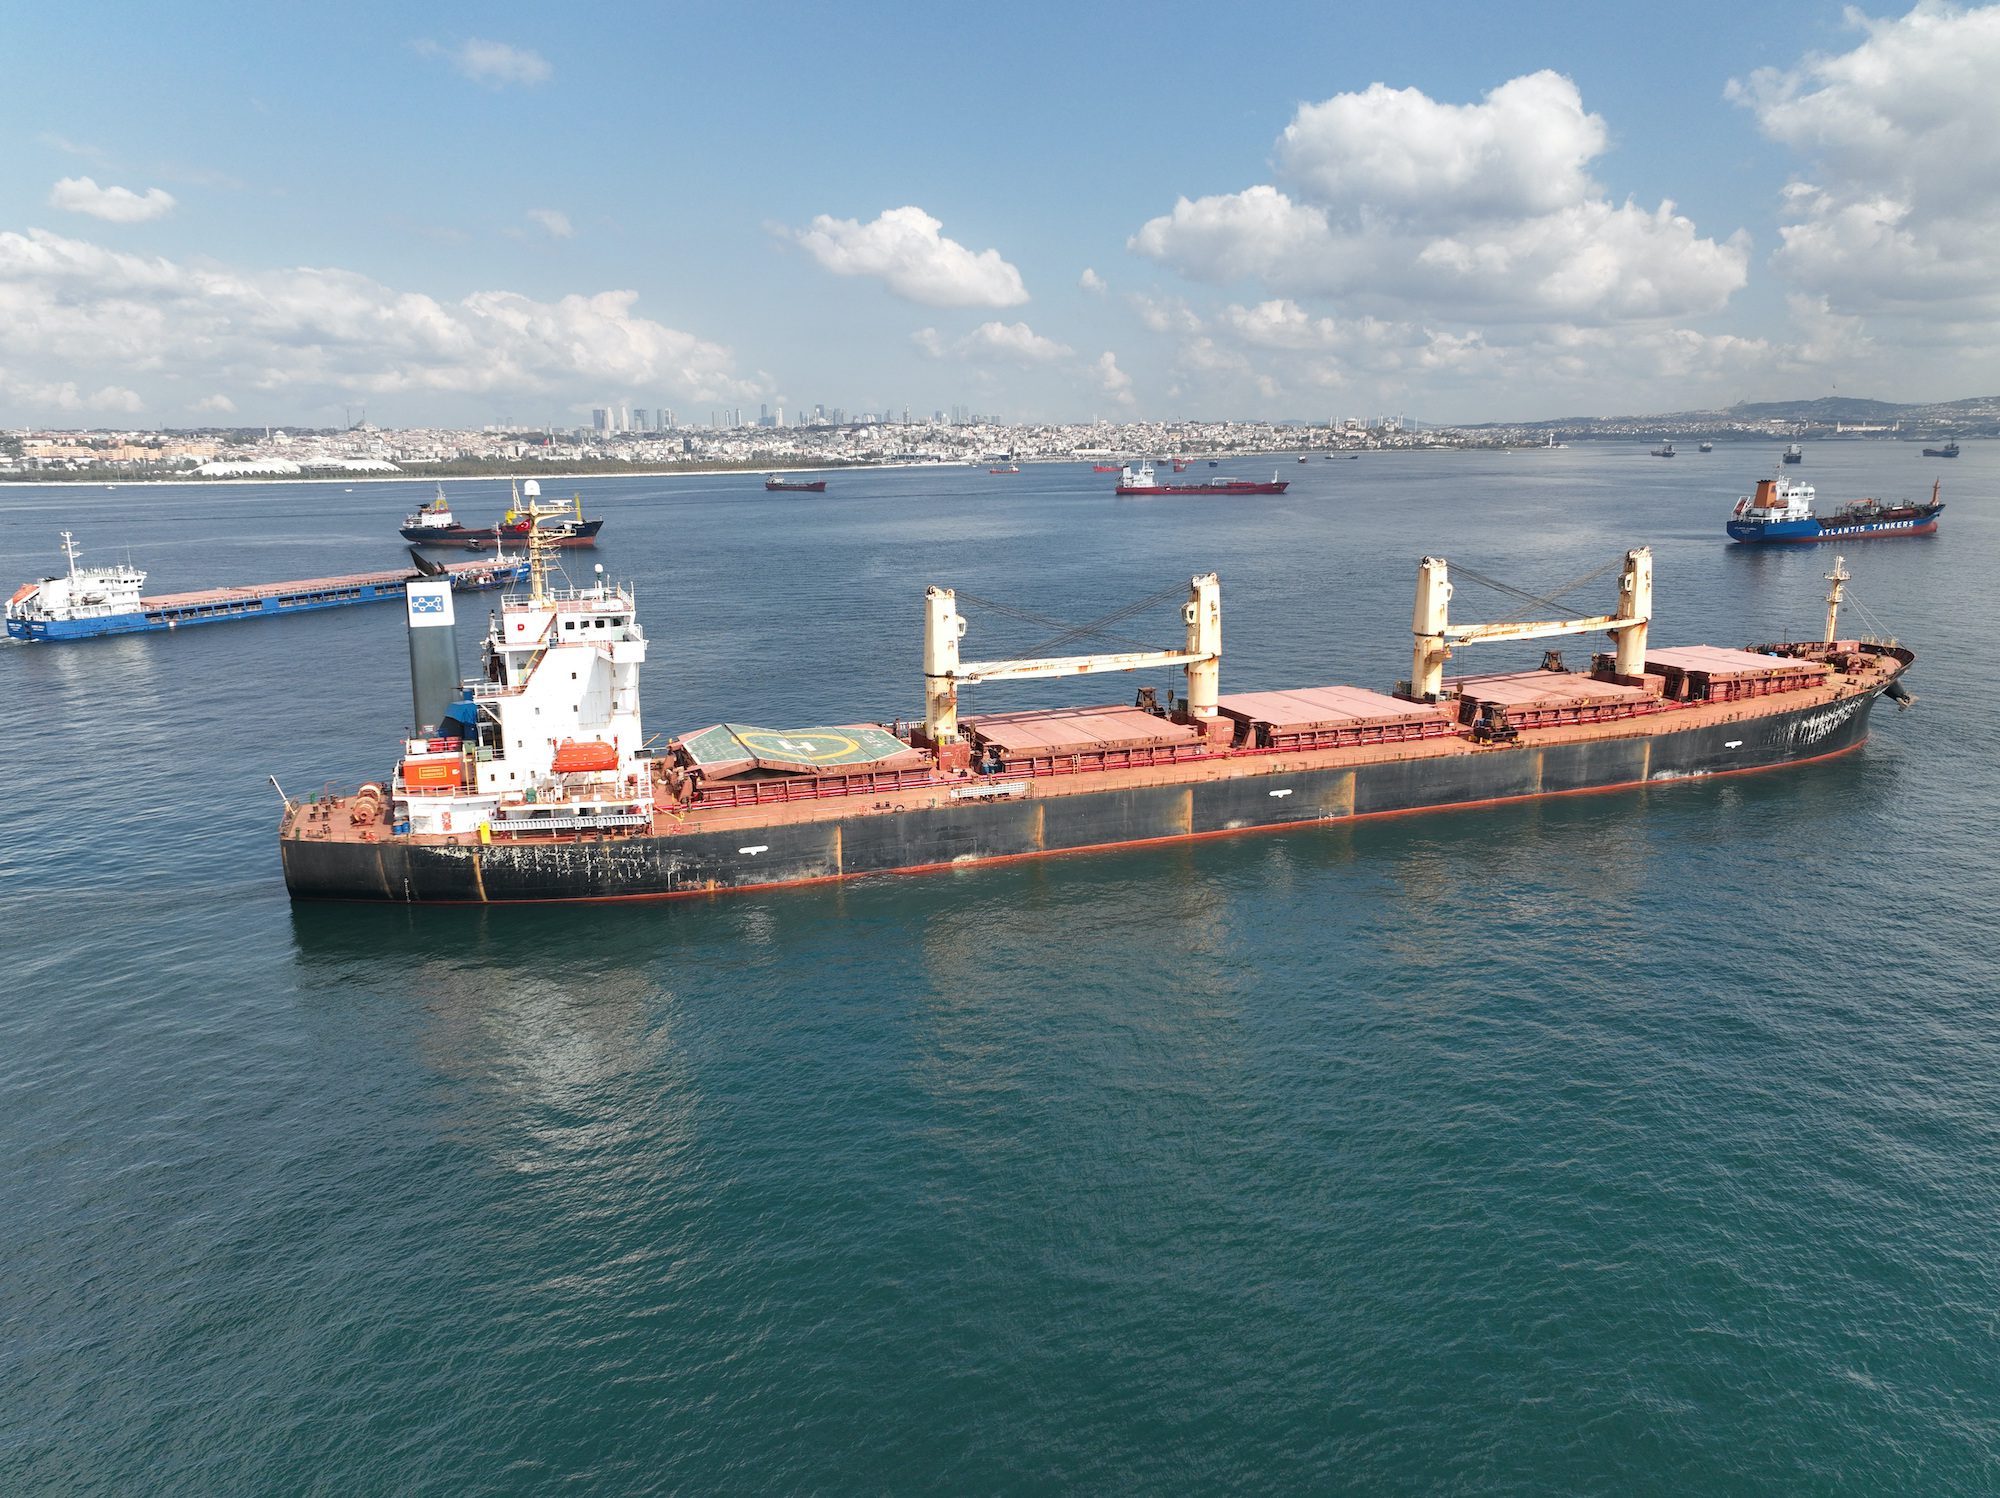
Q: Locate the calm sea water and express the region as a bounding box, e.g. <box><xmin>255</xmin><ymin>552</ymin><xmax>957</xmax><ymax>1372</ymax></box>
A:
<box><xmin>3</xmin><ymin>447</ymin><xmax>1996</xmax><ymax>1493</ymax></box>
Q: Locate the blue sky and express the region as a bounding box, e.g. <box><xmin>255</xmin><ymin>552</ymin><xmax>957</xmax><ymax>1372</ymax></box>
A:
<box><xmin>4</xmin><ymin>0</ymin><xmax>1995</xmax><ymax>426</ymax></box>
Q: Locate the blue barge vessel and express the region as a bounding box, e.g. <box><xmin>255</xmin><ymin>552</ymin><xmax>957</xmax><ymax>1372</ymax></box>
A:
<box><xmin>6</xmin><ymin>533</ymin><xmax>525</xmax><ymax>643</ymax></box>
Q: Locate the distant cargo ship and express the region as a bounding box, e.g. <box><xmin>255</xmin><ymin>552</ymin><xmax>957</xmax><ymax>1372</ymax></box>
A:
<box><xmin>1783</xmin><ymin>443</ymin><xmax>1804</xmax><ymax>464</ymax></box>
<box><xmin>280</xmin><ymin>517</ymin><xmax>1915</xmax><ymax>906</ymax></box>
<box><xmin>401</xmin><ymin>482</ymin><xmax>603</xmax><ymax>547</ymax></box>
<box><xmin>6</xmin><ymin>533</ymin><xmax>523</xmax><ymax>643</ymax></box>
<box><xmin>1651</xmin><ymin>440</ymin><xmax>1676</xmax><ymax>458</ymax></box>
<box><xmin>1728</xmin><ymin>476</ymin><xmax>1944</xmax><ymax>544</ymax></box>
<box><xmin>1116</xmin><ymin>461</ymin><xmax>1288</xmax><ymax>496</ymax></box>
<box><xmin>764</xmin><ymin>475</ymin><xmax>828</xmax><ymax>493</ymax></box>
<box><xmin>1922</xmin><ymin>440</ymin><xmax>1960</xmax><ymax>458</ymax></box>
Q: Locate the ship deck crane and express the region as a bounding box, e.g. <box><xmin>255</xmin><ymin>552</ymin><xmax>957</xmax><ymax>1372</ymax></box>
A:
<box><xmin>923</xmin><ymin>574</ymin><xmax>1220</xmax><ymax>744</ymax></box>
<box><xmin>1407</xmin><ymin>547</ymin><xmax>1652</xmax><ymax>700</ymax></box>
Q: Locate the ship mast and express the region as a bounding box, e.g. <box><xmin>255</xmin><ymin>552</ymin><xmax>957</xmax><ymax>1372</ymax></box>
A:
<box><xmin>61</xmin><ymin>530</ymin><xmax>80</xmax><ymax>580</ymax></box>
<box><xmin>515</xmin><ymin>479</ymin><xmax>570</xmax><ymax>605</ymax></box>
<box><xmin>1823</xmin><ymin>555</ymin><xmax>1849</xmax><ymax>645</ymax></box>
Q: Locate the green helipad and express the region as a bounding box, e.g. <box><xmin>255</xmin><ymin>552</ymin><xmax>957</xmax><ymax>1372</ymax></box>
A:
<box><xmin>678</xmin><ymin>722</ymin><xmax>923</xmax><ymax>776</ymax></box>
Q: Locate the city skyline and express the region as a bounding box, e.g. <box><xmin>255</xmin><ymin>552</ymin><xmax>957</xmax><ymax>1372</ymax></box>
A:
<box><xmin>4</xmin><ymin>2</ymin><xmax>1999</xmax><ymax>428</ymax></box>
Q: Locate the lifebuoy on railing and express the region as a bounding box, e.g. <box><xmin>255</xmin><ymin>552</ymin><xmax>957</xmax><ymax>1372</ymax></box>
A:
<box><xmin>442</xmin><ymin>811</ymin><xmax>453</xmax><ymax>833</ymax></box>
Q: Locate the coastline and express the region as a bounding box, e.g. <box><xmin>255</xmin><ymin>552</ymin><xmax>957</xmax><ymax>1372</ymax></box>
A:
<box><xmin>0</xmin><ymin>454</ymin><xmax>1387</xmax><ymax>489</ymax></box>
<box><xmin>0</xmin><ymin>459</ymin><xmax>1006</xmax><ymax>489</ymax></box>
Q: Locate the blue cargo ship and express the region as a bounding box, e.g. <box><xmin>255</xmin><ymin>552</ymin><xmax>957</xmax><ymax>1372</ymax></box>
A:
<box><xmin>6</xmin><ymin>533</ymin><xmax>526</xmax><ymax>643</ymax></box>
<box><xmin>1727</xmin><ymin>477</ymin><xmax>1944</xmax><ymax>545</ymax></box>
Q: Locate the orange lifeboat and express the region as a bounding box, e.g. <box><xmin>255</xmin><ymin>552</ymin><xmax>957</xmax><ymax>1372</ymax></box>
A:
<box><xmin>552</xmin><ymin>739</ymin><xmax>619</xmax><ymax>774</ymax></box>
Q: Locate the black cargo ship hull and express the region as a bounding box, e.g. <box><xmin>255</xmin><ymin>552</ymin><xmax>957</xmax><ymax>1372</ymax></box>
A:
<box><xmin>282</xmin><ymin>688</ymin><xmax>1885</xmax><ymax>903</ymax></box>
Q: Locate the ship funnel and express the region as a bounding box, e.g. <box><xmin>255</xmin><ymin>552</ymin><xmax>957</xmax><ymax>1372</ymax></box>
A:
<box><xmin>404</xmin><ymin>578</ymin><xmax>460</xmax><ymax>736</ymax></box>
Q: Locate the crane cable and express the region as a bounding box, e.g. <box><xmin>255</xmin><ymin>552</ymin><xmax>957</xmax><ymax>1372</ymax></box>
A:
<box><xmin>954</xmin><ymin>579</ymin><xmax>1189</xmax><ymax>657</ymax></box>
<box><xmin>1450</xmin><ymin>555</ymin><xmax>1627</xmax><ymax>623</ymax></box>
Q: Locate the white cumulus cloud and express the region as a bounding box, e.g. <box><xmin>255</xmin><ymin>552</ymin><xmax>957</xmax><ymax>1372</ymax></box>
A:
<box><xmin>49</xmin><ymin>177</ymin><xmax>176</xmax><ymax>224</ymax></box>
<box><xmin>913</xmin><ymin>320</ymin><xmax>1071</xmax><ymax>362</ymax></box>
<box><xmin>418</xmin><ymin>38</ymin><xmax>552</xmax><ymax>88</ymax></box>
<box><xmin>38</xmin><ymin>134</ymin><xmax>112</xmax><ymax>166</ymax></box>
<box><xmin>193</xmin><ymin>393</ymin><xmax>237</xmax><ymax>414</ymax></box>
<box><xmin>1093</xmin><ymin>351</ymin><xmax>1134</xmax><ymax>405</ymax></box>
<box><xmin>526</xmin><ymin>208</ymin><xmax>574</xmax><ymax>239</ymax></box>
<box><xmin>1079</xmin><ymin>267</ymin><xmax>1107</xmax><ymax>293</ymax></box>
<box><xmin>91</xmin><ymin>384</ymin><xmax>145</xmax><ymax>413</ymax></box>
<box><xmin>1147</xmin><ymin>298</ymin><xmax>1773</xmax><ymax>419</ymax></box>
<box><xmin>0</xmin><ymin>227</ymin><xmax>758</xmax><ymax>422</ymax></box>
<box><xmin>1731</xmin><ymin>2</ymin><xmax>2000</xmax><ymax>319</ymax></box>
<box><xmin>1131</xmin><ymin>72</ymin><xmax>1747</xmax><ymax>325</ymax></box>
<box><xmin>1213</xmin><ymin>299</ymin><xmax>1349</xmax><ymax>351</ymax></box>
<box><xmin>2</xmin><ymin>377</ymin><xmax>148</xmax><ymax>413</ymax></box>
<box><xmin>795</xmin><ymin>206</ymin><xmax>1028</xmax><ymax>307</ymax></box>
<box><xmin>1278</xmin><ymin>71</ymin><xmax>1606</xmax><ymax>222</ymax></box>
<box><xmin>961</xmin><ymin>321</ymin><xmax>1071</xmax><ymax>361</ymax></box>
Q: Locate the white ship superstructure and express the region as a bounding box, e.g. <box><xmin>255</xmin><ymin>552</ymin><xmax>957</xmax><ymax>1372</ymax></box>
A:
<box><xmin>5</xmin><ymin>532</ymin><xmax>145</xmax><ymax>634</ymax></box>
<box><xmin>404</xmin><ymin>486</ymin><xmax>462</xmax><ymax>533</ymax></box>
<box><xmin>1733</xmin><ymin>477</ymin><xmax>1815</xmax><ymax>524</ymax></box>
<box><xmin>391</xmin><ymin>485</ymin><xmax>651</xmax><ymax>839</ymax></box>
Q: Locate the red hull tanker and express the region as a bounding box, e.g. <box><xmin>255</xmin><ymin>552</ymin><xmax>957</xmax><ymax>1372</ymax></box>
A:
<box><xmin>1116</xmin><ymin>461</ymin><xmax>1288</xmax><ymax>496</ymax></box>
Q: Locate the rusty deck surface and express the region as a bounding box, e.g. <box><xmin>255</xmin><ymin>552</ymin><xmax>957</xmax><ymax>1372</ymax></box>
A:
<box><xmin>287</xmin><ymin>648</ymin><xmax>1905</xmax><ymax>852</ymax></box>
<box><xmin>964</xmin><ymin>703</ymin><xmax>1203</xmax><ymax>755</ymax></box>
<box><xmin>1448</xmin><ymin>670</ymin><xmax>1658</xmax><ymax>710</ymax></box>
<box><xmin>144</xmin><ymin>559</ymin><xmax>505</xmax><ymax>608</ymax></box>
<box><xmin>1215</xmin><ymin>684</ymin><xmax>1443</xmax><ymax>732</ymax></box>
<box><xmin>1644</xmin><ymin>645</ymin><xmax>1828</xmax><ymax>679</ymax></box>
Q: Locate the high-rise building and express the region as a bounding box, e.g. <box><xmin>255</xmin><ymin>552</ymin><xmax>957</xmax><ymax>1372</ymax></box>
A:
<box><xmin>631</xmin><ymin>409</ymin><xmax>650</xmax><ymax>432</ymax></box>
<box><xmin>592</xmin><ymin>408</ymin><xmax>609</xmax><ymax>432</ymax></box>
<box><xmin>660</xmin><ymin>408</ymin><xmax>674</xmax><ymax>430</ymax></box>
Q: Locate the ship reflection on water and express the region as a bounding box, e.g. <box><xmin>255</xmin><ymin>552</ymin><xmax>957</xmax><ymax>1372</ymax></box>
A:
<box><xmin>287</xmin><ymin>903</ymin><xmax>675</xmax><ymax>1088</ymax></box>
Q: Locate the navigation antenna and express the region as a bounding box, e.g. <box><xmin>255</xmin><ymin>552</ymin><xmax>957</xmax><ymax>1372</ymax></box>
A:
<box><xmin>60</xmin><ymin>530</ymin><xmax>81</xmax><ymax>579</ymax></box>
<box><xmin>517</xmin><ymin>478</ymin><xmax>573</xmax><ymax>605</ymax></box>
<box><xmin>1823</xmin><ymin>555</ymin><xmax>1850</xmax><ymax>645</ymax></box>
